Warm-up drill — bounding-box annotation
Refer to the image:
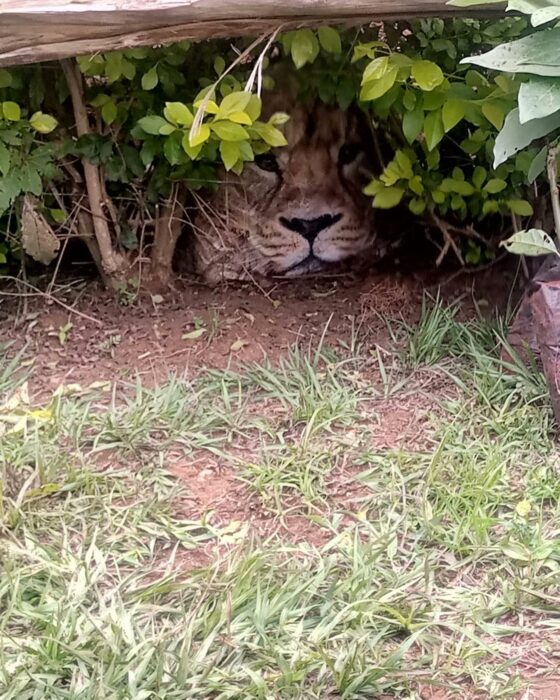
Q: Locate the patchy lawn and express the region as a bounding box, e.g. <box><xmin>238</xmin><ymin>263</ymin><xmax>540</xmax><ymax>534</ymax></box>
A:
<box><xmin>1</xmin><ymin>275</ymin><xmax>559</xmax><ymax>698</ymax></box>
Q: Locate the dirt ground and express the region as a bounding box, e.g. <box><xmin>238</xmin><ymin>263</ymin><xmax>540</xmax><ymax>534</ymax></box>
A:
<box><xmin>4</xmin><ymin>259</ymin><xmax>559</xmax><ymax>700</ymax></box>
<box><xmin>1</xmin><ymin>257</ymin><xmax>521</xmax><ymax>398</ymax></box>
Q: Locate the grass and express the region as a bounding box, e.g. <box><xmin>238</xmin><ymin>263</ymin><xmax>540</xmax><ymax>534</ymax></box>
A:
<box><xmin>1</xmin><ymin>299</ymin><xmax>560</xmax><ymax>698</ymax></box>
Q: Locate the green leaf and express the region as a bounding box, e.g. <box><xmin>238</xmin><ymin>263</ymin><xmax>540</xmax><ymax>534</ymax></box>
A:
<box><xmin>528</xmin><ymin>145</ymin><xmax>547</xmax><ymax>184</ymax></box>
<box><xmin>0</xmin><ymin>141</ymin><xmax>10</xmax><ymax>176</ymax></box>
<box><xmin>101</xmin><ymin>100</ymin><xmax>118</xmax><ymax>125</ymax></box>
<box><xmin>164</xmin><ymin>102</ymin><xmax>194</xmax><ymax>127</ymax></box>
<box><xmin>411</xmin><ymin>60</ymin><xmax>444</xmax><ymax>91</ymax></box>
<box><xmin>50</xmin><ymin>208</ymin><xmax>66</xmax><ymax>224</ymax></box>
<box><xmin>451</xmin><ymin>195</ymin><xmax>465</xmax><ymax>211</ymax></box>
<box><xmin>494</xmin><ymin>108</ymin><xmax>560</xmax><ymax>167</ymax></box>
<box><xmin>531</xmin><ymin>6</ymin><xmax>560</xmax><ymax>27</ymax></box>
<box><xmin>137</xmin><ymin>115</ymin><xmax>169</xmax><ymax>135</ymax></box>
<box><xmin>158</xmin><ymin>123</ymin><xmax>176</xmax><ymax>136</ymax></box>
<box><xmin>395</xmin><ymin>150</ymin><xmax>414</xmax><ymax>178</ymax></box>
<box><xmin>29</xmin><ymin>111</ymin><xmax>58</xmax><ymax>134</ymax></box>
<box><xmin>228</xmin><ymin>111</ymin><xmax>252</xmax><ymax>125</ymax></box>
<box><xmin>507</xmin><ymin>199</ymin><xmax>534</xmax><ymax>216</ymax></box>
<box><xmin>372</xmin><ymin>187</ymin><xmax>405</xmax><ymax>208</ymax></box>
<box><xmin>432</xmin><ymin>190</ymin><xmax>446</xmax><ymax>204</ymax></box>
<box><xmin>462</xmin><ymin>29</ymin><xmax>560</xmax><ymax>77</ymax></box>
<box><xmin>381</xmin><ymin>150</ymin><xmax>414</xmax><ymax>186</ymax></box>
<box><xmin>360</xmin><ymin>65</ymin><xmax>398</xmax><ymax>101</ymax></box>
<box><xmin>90</xmin><ymin>94</ymin><xmax>110</xmax><ymax>108</ymax></box>
<box><xmin>220</xmin><ymin>141</ymin><xmax>241</xmax><ymax>171</ymax></box>
<box><xmin>519</xmin><ymin>78</ymin><xmax>560</xmax><ymax>124</ymax></box>
<box><xmin>402</xmin><ymin>106</ymin><xmax>424</xmax><ymax>144</ymax></box>
<box><xmin>472</xmin><ymin>166</ymin><xmax>487</xmax><ymax>189</ymax></box>
<box><xmin>238</xmin><ymin>140</ymin><xmax>254</xmax><ymax>161</ymax></box>
<box><xmin>141</xmin><ymin>67</ymin><xmax>159</xmax><ymax>91</ymax></box>
<box><xmin>424</xmin><ymin>110</ymin><xmax>445</xmax><ymax>151</ymax></box>
<box><xmin>188</xmin><ymin>123</ymin><xmax>211</xmax><ymax>148</ymax></box>
<box><xmin>181</xmin><ymin>132</ymin><xmax>202</xmax><ymax>159</ymax></box>
<box><xmin>2</xmin><ymin>101</ymin><xmax>21</xmax><ymax>121</ymax></box>
<box><xmin>409</xmin><ymin>197</ymin><xmax>426</xmax><ymax>215</ymax></box>
<box><xmin>214</xmin><ymin>56</ymin><xmax>226</xmax><ymax>76</ymax></box>
<box><xmin>452</xmin><ymin>167</ymin><xmax>465</xmax><ymax>181</ymax></box>
<box><xmin>409</xmin><ymin>175</ymin><xmax>424</xmax><ymax>196</ymax></box>
<box><xmin>217</xmin><ymin>91</ymin><xmax>252</xmax><ymax>120</ymax></box>
<box><xmin>482</xmin><ymin>102</ymin><xmax>505</xmax><ymax>130</ymax></box>
<box><xmin>291</xmin><ymin>29</ymin><xmax>320</xmax><ymax>69</ymax></box>
<box><xmin>361</xmin><ymin>56</ymin><xmax>389</xmax><ymax>85</ymax></box>
<box><xmin>403</xmin><ymin>90</ymin><xmax>417</xmax><ymax>111</ymax></box>
<box><xmin>19</xmin><ymin>166</ymin><xmax>42</xmax><ymax>196</ymax></box>
<box><xmin>441</xmin><ymin>178</ymin><xmax>475</xmax><ymax>196</ymax></box>
<box><xmin>105</xmin><ymin>53</ymin><xmax>123</xmax><ymax>82</ymax></box>
<box><xmin>250</xmin><ymin>122</ymin><xmax>288</xmax><ymax>147</ymax></box>
<box><xmin>501</xmin><ymin>228</ymin><xmax>558</xmax><ymax>256</ymax></box>
<box><xmin>164</xmin><ymin>133</ymin><xmax>183</xmax><ymax>165</ymax></box>
<box><xmin>363</xmin><ymin>179</ymin><xmax>384</xmax><ymax>196</ymax></box>
<box><xmin>0</xmin><ymin>69</ymin><xmax>12</xmax><ymax>88</ymax></box>
<box><xmin>482</xmin><ymin>200</ymin><xmax>499</xmax><ymax>215</ymax></box>
<box><xmin>245</xmin><ymin>95</ymin><xmax>262</xmax><ymax>122</ymax></box>
<box><xmin>318</xmin><ymin>26</ymin><xmax>342</xmax><ymax>54</ymax></box>
<box><xmin>442</xmin><ymin>99</ymin><xmax>465</xmax><ymax>132</ymax></box>
<box><xmin>484</xmin><ymin>178</ymin><xmax>507</xmax><ymax>193</ymax></box>
<box><xmin>140</xmin><ymin>140</ymin><xmax>158</xmax><ymax>166</ymax></box>
<box><xmin>121</xmin><ymin>59</ymin><xmax>136</xmax><ymax>81</ymax></box>
<box><xmin>210</xmin><ymin>121</ymin><xmax>249</xmax><ymax>141</ymax></box>
<box><xmin>193</xmin><ymin>98</ymin><xmax>219</xmax><ymax>115</ymax></box>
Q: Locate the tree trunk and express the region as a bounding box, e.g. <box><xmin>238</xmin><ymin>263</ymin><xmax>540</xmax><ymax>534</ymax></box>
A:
<box><xmin>149</xmin><ymin>183</ymin><xmax>188</xmax><ymax>289</ymax></box>
<box><xmin>60</xmin><ymin>58</ymin><xmax>128</xmax><ymax>286</ymax></box>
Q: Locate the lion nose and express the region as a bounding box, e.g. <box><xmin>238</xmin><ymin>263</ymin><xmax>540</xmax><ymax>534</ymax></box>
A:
<box><xmin>279</xmin><ymin>213</ymin><xmax>343</xmax><ymax>244</ymax></box>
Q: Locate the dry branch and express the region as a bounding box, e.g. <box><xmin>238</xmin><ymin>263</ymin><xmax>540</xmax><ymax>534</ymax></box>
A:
<box><xmin>60</xmin><ymin>58</ymin><xmax>127</xmax><ymax>281</ymax></box>
<box><xmin>150</xmin><ymin>183</ymin><xmax>188</xmax><ymax>288</ymax></box>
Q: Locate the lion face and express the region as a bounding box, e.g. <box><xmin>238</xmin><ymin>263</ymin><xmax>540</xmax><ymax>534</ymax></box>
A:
<box><xmin>193</xmin><ymin>100</ymin><xmax>378</xmax><ymax>284</ymax></box>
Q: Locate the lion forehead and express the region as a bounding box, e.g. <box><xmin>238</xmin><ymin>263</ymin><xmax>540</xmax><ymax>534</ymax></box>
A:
<box><xmin>192</xmin><ymin>96</ymin><xmax>377</xmax><ymax>283</ymax></box>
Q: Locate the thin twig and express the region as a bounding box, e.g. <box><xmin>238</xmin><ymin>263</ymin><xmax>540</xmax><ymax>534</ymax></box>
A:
<box><xmin>431</xmin><ymin>214</ymin><xmax>464</xmax><ymax>266</ymax></box>
<box><xmin>426</xmin><ymin>251</ymin><xmax>509</xmax><ymax>290</ymax></box>
<box><xmin>0</xmin><ymin>276</ymin><xmax>102</xmax><ymax>326</ymax></box>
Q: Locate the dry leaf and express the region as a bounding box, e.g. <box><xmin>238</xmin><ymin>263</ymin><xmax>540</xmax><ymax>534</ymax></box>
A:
<box><xmin>182</xmin><ymin>328</ymin><xmax>206</xmax><ymax>340</ymax></box>
<box><xmin>20</xmin><ymin>195</ymin><xmax>60</xmax><ymax>265</ymax></box>
<box><xmin>230</xmin><ymin>339</ymin><xmax>249</xmax><ymax>352</ymax></box>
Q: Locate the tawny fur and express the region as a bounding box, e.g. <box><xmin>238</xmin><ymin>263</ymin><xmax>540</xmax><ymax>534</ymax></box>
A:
<box><xmin>193</xmin><ymin>96</ymin><xmax>380</xmax><ymax>284</ymax></box>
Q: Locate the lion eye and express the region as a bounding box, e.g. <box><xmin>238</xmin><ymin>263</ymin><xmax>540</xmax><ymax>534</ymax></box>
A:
<box><xmin>255</xmin><ymin>153</ymin><xmax>280</xmax><ymax>173</ymax></box>
<box><xmin>338</xmin><ymin>144</ymin><xmax>361</xmax><ymax>166</ymax></box>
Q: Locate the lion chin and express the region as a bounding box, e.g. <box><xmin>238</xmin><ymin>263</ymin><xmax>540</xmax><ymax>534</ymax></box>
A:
<box><xmin>192</xmin><ymin>95</ymin><xmax>384</xmax><ymax>285</ymax></box>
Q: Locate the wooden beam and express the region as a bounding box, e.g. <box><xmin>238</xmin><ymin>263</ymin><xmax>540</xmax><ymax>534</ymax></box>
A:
<box><xmin>0</xmin><ymin>0</ymin><xmax>505</xmax><ymax>67</ymax></box>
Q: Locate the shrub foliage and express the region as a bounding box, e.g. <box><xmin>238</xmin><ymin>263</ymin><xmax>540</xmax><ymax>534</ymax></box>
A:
<box><xmin>0</xmin><ymin>16</ymin><xmax>550</xmax><ymax>287</ymax></box>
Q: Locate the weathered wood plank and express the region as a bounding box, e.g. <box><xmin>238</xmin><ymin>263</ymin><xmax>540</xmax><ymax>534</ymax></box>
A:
<box><xmin>0</xmin><ymin>0</ymin><xmax>505</xmax><ymax>67</ymax></box>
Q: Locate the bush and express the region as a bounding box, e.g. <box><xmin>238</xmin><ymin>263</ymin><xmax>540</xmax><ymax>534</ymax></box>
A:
<box><xmin>0</xmin><ymin>17</ymin><xmax>546</xmax><ymax>288</ymax></box>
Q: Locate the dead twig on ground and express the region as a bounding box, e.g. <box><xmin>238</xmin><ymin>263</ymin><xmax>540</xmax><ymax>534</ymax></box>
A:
<box><xmin>0</xmin><ymin>276</ymin><xmax>102</xmax><ymax>326</ymax></box>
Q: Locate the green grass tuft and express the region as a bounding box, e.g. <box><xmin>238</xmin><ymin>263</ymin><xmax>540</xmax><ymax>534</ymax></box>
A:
<box><xmin>1</xmin><ymin>298</ymin><xmax>559</xmax><ymax>698</ymax></box>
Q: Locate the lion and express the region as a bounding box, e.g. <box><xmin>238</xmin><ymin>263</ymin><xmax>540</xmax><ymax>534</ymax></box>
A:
<box><xmin>191</xmin><ymin>90</ymin><xmax>389</xmax><ymax>285</ymax></box>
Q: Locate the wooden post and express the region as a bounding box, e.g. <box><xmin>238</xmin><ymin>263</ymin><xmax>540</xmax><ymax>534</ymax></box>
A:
<box><xmin>506</xmin><ymin>257</ymin><xmax>560</xmax><ymax>424</ymax></box>
<box><xmin>0</xmin><ymin>0</ymin><xmax>505</xmax><ymax>67</ymax></box>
